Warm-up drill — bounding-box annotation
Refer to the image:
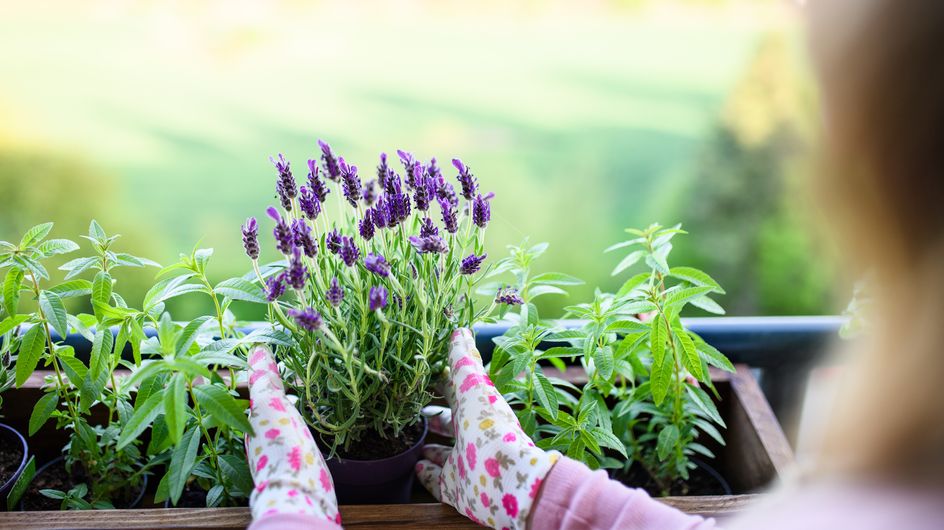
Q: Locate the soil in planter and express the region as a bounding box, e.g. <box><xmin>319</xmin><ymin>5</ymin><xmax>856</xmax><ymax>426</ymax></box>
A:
<box><xmin>21</xmin><ymin>462</ymin><xmax>142</xmax><ymax>511</ymax></box>
<box><xmin>327</xmin><ymin>421</ymin><xmax>425</xmax><ymax>461</ymax></box>
<box><xmin>615</xmin><ymin>461</ymin><xmax>730</xmax><ymax>497</ymax></box>
<box><xmin>0</xmin><ymin>436</ymin><xmax>24</xmax><ymax>487</ymax></box>
<box><xmin>167</xmin><ymin>485</ymin><xmax>250</xmax><ymax>508</ymax></box>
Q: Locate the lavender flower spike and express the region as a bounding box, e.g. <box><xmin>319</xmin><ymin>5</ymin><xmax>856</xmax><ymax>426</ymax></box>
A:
<box><xmin>339</xmin><ymin>236</ymin><xmax>360</xmax><ymax>267</ymax></box>
<box><xmin>292</xmin><ymin>218</ymin><xmax>317</xmax><ymax>258</ymax></box>
<box><xmin>453</xmin><ymin>158</ymin><xmax>477</xmax><ymax>201</ymax></box>
<box><xmin>495</xmin><ymin>285</ymin><xmax>524</xmax><ymax>306</ymax></box>
<box><xmin>439</xmin><ymin>198</ymin><xmax>458</xmax><ymax>234</ymax></box>
<box><xmin>265</xmin><ymin>273</ymin><xmax>287</xmax><ymax>301</ymax></box>
<box><xmin>267</xmin><ymin>206</ymin><xmax>295</xmax><ymax>255</ymax></box>
<box><xmin>364</xmin><ymin>253</ymin><xmax>390</xmax><ymax>277</ymax></box>
<box><xmin>339</xmin><ymin>157</ymin><xmax>362</xmax><ymax>208</ymax></box>
<box><xmin>369</xmin><ymin>285</ymin><xmax>388</xmax><ymax>311</ymax></box>
<box><xmin>242</xmin><ymin>217</ymin><xmax>259</xmax><ymax>259</ymax></box>
<box><xmin>460</xmin><ymin>253</ymin><xmax>487</xmax><ymax>275</ymax></box>
<box><xmin>419</xmin><ymin>217</ymin><xmax>439</xmax><ymax>238</ymax></box>
<box><xmin>286</xmin><ymin>247</ymin><xmax>307</xmax><ymax>290</ymax></box>
<box><xmin>327</xmin><ymin>229</ymin><xmax>343</xmax><ymax>255</ymax></box>
<box><xmin>326</xmin><ymin>277</ymin><xmax>344</xmax><ymax>307</ymax></box>
<box><xmin>288</xmin><ymin>307</ymin><xmax>322</xmax><ymax>332</ymax></box>
<box><xmin>472</xmin><ymin>193</ymin><xmax>491</xmax><ymax>228</ymax></box>
<box><xmin>408</xmin><ymin>234</ymin><xmax>448</xmax><ymax>254</ymax></box>
<box><xmin>359</xmin><ymin>210</ymin><xmax>375</xmax><ymax>241</ymax></box>
<box><xmin>270</xmin><ymin>153</ymin><xmax>297</xmax><ymax>210</ymax></box>
<box><xmin>298</xmin><ymin>186</ymin><xmax>321</xmax><ymax>221</ymax></box>
<box><xmin>307</xmin><ymin>159</ymin><xmax>330</xmax><ymax>202</ymax></box>
<box><xmin>318</xmin><ymin>139</ymin><xmax>341</xmax><ymax>181</ymax></box>
<box><xmin>377</xmin><ymin>153</ymin><xmax>389</xmax><ymax>188</ymax></box>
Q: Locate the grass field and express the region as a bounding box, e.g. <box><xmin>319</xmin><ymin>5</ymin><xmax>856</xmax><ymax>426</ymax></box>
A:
<box><xmin>0</xmin><ymin>1</ymin><xmax>802</xmax><ymax>316</ymax></box>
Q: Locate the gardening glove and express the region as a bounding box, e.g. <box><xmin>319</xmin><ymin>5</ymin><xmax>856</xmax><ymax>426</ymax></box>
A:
<box><xmin>416</xmin><ymin>328</ymin><xmax>560</xmax><ymax>530</ymax></box>
<box><xmin>246</xmin><ymin>346</ymin><xmax>342</xmax><ymax>529</ymax></box>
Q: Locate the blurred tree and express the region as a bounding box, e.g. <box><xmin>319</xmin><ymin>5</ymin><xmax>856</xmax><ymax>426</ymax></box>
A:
<box><xmin>675</xmin><ymin>33</ymin><xmax>834</xmax><ymax>315</ymax></box>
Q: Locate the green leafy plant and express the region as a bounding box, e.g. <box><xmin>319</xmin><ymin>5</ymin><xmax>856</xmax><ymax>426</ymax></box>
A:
<box><xmin>1</xmin><ymin>221</ymin><xmax>159</xmax><ymax>508</ymax></box>
<box><xmin>490</xmin><ymin>225</ymin><xmax>735</xmax><ymax>495</ymax></box>
<box><xmin>246</xmin><ymin>145</ymin><xmax>496</xmax><ymax>454</ymax></box>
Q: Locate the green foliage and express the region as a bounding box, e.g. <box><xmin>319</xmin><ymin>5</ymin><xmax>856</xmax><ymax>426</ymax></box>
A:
<box><xmin>489</xmin><ymin>224</ymin><xmax>734</xmax><ymax>494</ymax></box>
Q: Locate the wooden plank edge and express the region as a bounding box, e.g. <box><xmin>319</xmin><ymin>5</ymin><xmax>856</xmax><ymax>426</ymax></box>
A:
<box><xmin>730</xmin><ymin>365</ymin><xmax>795</xmax><ymax>477</ymax></box>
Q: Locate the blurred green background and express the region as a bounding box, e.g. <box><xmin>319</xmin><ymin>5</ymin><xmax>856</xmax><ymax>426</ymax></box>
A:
<box><xmin>0</xmin><ymin>0</ymin><xmax>835</xmax><ymax>319</ymax></box>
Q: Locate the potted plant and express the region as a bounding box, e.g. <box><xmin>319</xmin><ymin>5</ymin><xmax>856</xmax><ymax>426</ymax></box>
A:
<box><xmin>244</xmin><ymin>142</ymin><xmax>495</xmax><ymax>503</ymax></box>
<box><xmin>0</xmin><ymin>336</ymin><xmax>30</xmax><ymax>507</ymax></box>
<box><xmin>489</xmin><ymin>224</ymin><xmax>736</xmax><ymax>496</ymax></box>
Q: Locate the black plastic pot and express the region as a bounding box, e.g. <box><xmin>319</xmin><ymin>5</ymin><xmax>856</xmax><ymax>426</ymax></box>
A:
<box><xmin>0</xmin><ymin>423</ymin><xmax>29</xmax><ymax>501</ymax></box>
<box><xmin>324</xmin><ymin>417</ymin><xmax>428</xmax><ymax>505</ymax></box>
<box><xmin>693</xmin><ymin>458</ymin><xmax>732</xmax><ymax>496</ymax></box>
<box><xmin>19</xmin><ymin>456</ymin><xmax>147</xmax><ymax>510</ymax></box>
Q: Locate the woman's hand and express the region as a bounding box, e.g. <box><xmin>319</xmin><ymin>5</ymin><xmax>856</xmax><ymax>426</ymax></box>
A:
<box><xmin>416</xmin><ymin>329</ymin><xmax>560</xmax><ymax>530</ymax></box>
<box><xmin>246</xmin><ymin>346</ymin><xmax>341</xmax><ymax>527</ymax></box>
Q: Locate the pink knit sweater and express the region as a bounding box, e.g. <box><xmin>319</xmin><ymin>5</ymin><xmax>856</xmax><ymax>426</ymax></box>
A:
<box><xmin>250</xmin><ymin>457</ymin><xmax>944</xmax><ymax>530</ymax></box>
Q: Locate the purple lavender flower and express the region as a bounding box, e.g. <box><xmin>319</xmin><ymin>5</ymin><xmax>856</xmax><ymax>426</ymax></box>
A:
<box><xmin>419</xmin><ymin>217</ymin><xmax>439</xmax><ymax>238</ymax></box>
<box><xmin>292</xmin><ymin>219</ymin><xmax>317</xmax><ymax>258</ymax></box>
<box><xmin>377</xmin><ymin>153</ymin><xmax>389</xmax><ymax>188</ymax></box>
<box><xmin>266</xmin><ymin>207</ymin><xmax>295</xmax><ymax>255</ymax></box>
<box><xmin>413</xmin><ymin>174</ymin><xmax>432</xmax><ymax>211</ymax></box>
<box><xmin>298</xmin><ymin>186</ymin><xmax>321</xmax><ymax>220</ymax></box>
<box><xmin>364</xmin><ymin>253</ymin><xmax>390</xmax><ymax>277</ymax></box>
<box><xmin>408</xmin><ymin>235</ymin><xmax>448</xmax><ymax>254</ymax></box>
<box><xmin>339</xmin><ymin>236</ymin><xmax>360</xmax><ymax>267</ymax></box>
<box><xmin>338</xmin><ymin>157</ymin><xmax>362</xmax><ymax>208</ymax></box>
<box><xmin>242</xmin><ymin>217</ymin><xmax>259</xmax><ymax>260</ymax></box>
<box><xmin>319</xmin><ymin>139</ymin><xmax>341</xmax><ymax>181</ymax></box>
<box><xmin>427</xmin><ymin>157</ymin><xmax>442</xmax><ymax>181</ymax></box>
<box><xmin>472</xmin><ymin>193</ymin><xmax>491</xmax><ymax>228</ymax></box>
<box><xmin>288</xmin><ymin>307</ymin><xmax>322</xmax><ymax>332</ymax></box>
<box><xmin>362</xmin><ymin>179</ymin><xmax>377</xmax><ymax>207</ymax></box>
<box><xmin>359</xmin><ymin>210</ymin><xmax>375</xmax><ymax>241</ymax></box>
<box><xmin>390</xmin><ymin>192</ymin><xmax>411</xmax><ymax>225</ymax></box>
<box><xmin>453</xmin><ymin>158</ymin><xmax>477</xmax><ymax>201</ymax></box>
<box><xmin>397</xmin><ymin>150</ymin><xmax>417</xmax><ymax>189</ymax></box>
<box><xmin>271</xmin><ymin>154</ymin><xmax>297</xmax><ymax>210</ymax></box>
<box><xmin>307</xmin><ymin>159</ymin><xmax>330</xmax><ymax>202</ymax></box>
<box><xmin>326</xmin><ymin>229</ymin><xmax>343</xmax><ymax>255</ymax></box>
<box><xmin>460</xmin><ymin>253</ymin><xmax>487</xmax><ymax>275</ymax></box>
<box><xmin>265</xmin><ymin>273</ymin><xmax>286</xmax><ymax>301</ymax></box>
<box><xmin>326</xmin><ymin>277</ymin><xmax>344</xmax><ymax>307</ymax></box>
<box><xmin>368</xmin><ymin>285</ymin><xmax>388</xmax><ymax>311</ymax></box>
<box><xmin>371</xmin><ymin>198</ymin><xmax>389</xmax><ymax>230</ymax></box>
<box><xmin>436</xmin><ymin>181</ymin><xmax>459</xmax><ymax>208</ymax></box>
<box><xmin>286</xmin><ymin>247</ymin><xmax>307</xmax><ymax>290</ymax></box>
<box><xmin>495</xmin><ymin>286</ymin><xmax>524</xmax><ymax>306</ymax></box>
<box><xmin>438</xmin><ymin>198</ymin><xmax>458</xmax><ymax>234</ymax></box>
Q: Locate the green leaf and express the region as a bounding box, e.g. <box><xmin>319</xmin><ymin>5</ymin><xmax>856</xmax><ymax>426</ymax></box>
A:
<box><xmin>676</xmin><ymin>325</ymin><xmax>704</xmax><ymax>382</ymax></box>
<box><xmin>527</xmin><ymin>285</ymin><xmax>567</xmax><ymax>299</ymax></box>
<box><xmin>530</xmin><ymin>272</ymin><xmax>584</xmax><ymax>286</ymax></box>
<box><xmin>39</xmin><ymin>291</ymin><xmax>69</xmax><ymax>338</ymax></box>
<box><xmin>117</xmin><ymin>391</ymin><xmax>164</xmax><ymax>450</ymax></box>
<box><xmin>59</xmin><ymin>257</ymin><xmax>98</xmax><ymax>280</ymax></box>
<box><xmin>589</xmin><ymin>427</ymin><xmax>627</xmax><ymax>458</ymax></box>
<box><xmin>164</xmin><ymin>373</ymin><xmax>187</xmax><ymax>445</ymax></box>
<box><xmin>37</xmin><ymin>239</ymin><xmax>79</xmax><ymax>257</ymax></box>
<box><xmin>175</xmin><ymin>316</ymin><xmax>213</xmax><ymax>356</ymax></box>
<box><xmin>218</xmin><ymin>454</ymin><xmax>253</xmax><ymax>495</ymax></box>
<box><xmin>168</xmin><ymin>425</ymin><xmax>201</xmax><ymax>504</ymax></box>
<box><xmin>649</xmin><ymin>315</ymin><xmax>670</xmax><ymax>405</ymax></box>
<box><xmin>663</xmin><ymin>286</ymin><xmax>715</xmax><ymax>311</ymax></box>
<box><xmin>611</xmin><ymin>250</ymin><xmax>644</xmax><ymax>276</ymax></box>
<box><xmin>89</xmin><ymin>326</ymin><xmax>114</xmax><ymax>382</ymax></box>
<box><xmin>170</xmin><ymin>357</ymin><xmax>213</xmax><ymax>380</ymax></box>
<box><xmin>540</xmin><ymin>346</ymin><xmax>582</xmax><ymax>359</ymax></box>
<box><xmin>0</xmin><ymin>315</ymin><xmax>28</xmax><ymax>336</ymax></box>
<box><xmin>3</xmin><ymin>269</ymin><xmax>24</xmax><ymax>317</ymax></box>
<box><xmin>192</xmin><ymin>384</ymin><xmax>252</xmax><ymax>434</ymax></box>
<box><xmin>19</xmin><ymin>222</ymin><xmax>54</xmax><ymax>249</ymax></box>
<box><xmin>693</xmin><ymin>336</ymin><xmax>735</xmax><ymax>373</ymax></box>
<box><xmin>693</xmin><ymin>418</ymin><xmax>726</xmax><ymax>446</ymax></box>
<box><xmin>604</xmin><ymin>319</ymin><xmax>649</xmax><ymax>335</ymax></box>
<box><xmin>213</xmin><ymin>278</ymin><xmax>266</xmax><ymax>304</ymax></box>
<box><xmin>29</xmin><ymin>392</ymin><xmax>58</xmax><ymax>436</ymax></box>
<box><xmin>656</xmin><ymin>425</ymin><xmax>679</xmax><ymax>461</ymax></box>
<box><xmin>47</xmin><ymin>279</ymin><xmax>93</xmax><ymax>299</ymax></box>
<box><xmin>6</xmin><ymin>456</ymin><xmax>35</xmax><ymax>510</ymax></box>
<box><xmin>593</xmin><ymin>346</ymin><xmax>614</xmax><ymax>380</ymax></box>
<box><xmin>616</xmin><ymin>272</ymin><xmax>650</xmax><ymax>297</ymax></box>
<box><xmin>88</xmin><ymin>220</ymin><xmax>107</xmax><ymax>243</ymax></box>
<box><xmin>668</xmin><ymin>266</ymin><xmax>725</xmax><ymax>294</ymax></box>
<box><xmin>686</xmin><ymin>384</ymin><xmax>725</xmax><ymax>427</ymax></box>
<box><xmin>15</xmin><ymin>325</ymin><xmax>46</xmax><ymax>386</ymax></box>
<box><xmin>543</xmin><ymin>330</ymin><xmax>585</xmax><ymax>342</ymax></box>
<box><xmin>689</xmin><ymin>295</ymin><xmax>726</xmax><ymax>315</ymax></box>
<box><xmin>91</xmin><ymin>271</ymin><xmax>113</xmax><ymax>321</ymax></box>
<box><xmin>532</xmin><ymin>371</ymin><xmax>559</xmax><ymax>421</ymax></box>
<box><xmin>646</xmin><ymin>246</ymin><xmax>670</xmax><ymax>274</ymax></box>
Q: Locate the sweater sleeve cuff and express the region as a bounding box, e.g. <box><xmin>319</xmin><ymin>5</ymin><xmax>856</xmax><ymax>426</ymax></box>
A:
<box><xmin>248</xmin><ymin>512</ymin><xmax>342</xmax><ymax>530</ymax></box>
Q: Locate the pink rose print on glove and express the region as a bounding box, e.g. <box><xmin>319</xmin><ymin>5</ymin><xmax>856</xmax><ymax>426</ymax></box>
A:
<box><xmin>256</xmin><ymin>455</ymin><xmax>269</xmax><ymax>473</ymax></box>
<box><xmin>269</xmin><ymin>397</ymin><xmax>286</xmax><ymax>412</ymax></box>
<box><xmin>265</xmin><ymin>428</ymin><xmax>280</xmax><ymax>440</ymax></box>
<box><xmin>466</xmin><ymin>443</ymin><xmax>477</xmax><ymax>471</ymax></box>
<box><xmin>485</xmin><ymin>458</ymin><xmax>501</xmax><ymax>478</ymax></box>
<box><xmin>320</xmin><ymin>469</ymin><xmax>333</xmax><ymax>492</ymax></box>
<box><xmin>288</xmin><ymin>446</ymin><xmax>302</xmax><ymax>472</ymax></box>
<box><xmin>502</xmin><ymin>494</ymin><xmax>519</xmax><ymax>518</ymax></box>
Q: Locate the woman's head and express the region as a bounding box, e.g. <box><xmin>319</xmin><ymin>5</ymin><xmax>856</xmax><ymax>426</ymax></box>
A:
<box><xmin>807</xmin><ymin>0</ymin><xmax>944</xmax><ymax>484</ymax></box>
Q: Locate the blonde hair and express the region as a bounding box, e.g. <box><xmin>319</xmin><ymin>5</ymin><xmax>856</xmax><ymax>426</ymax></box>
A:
<box><xmin>808</xmin><ymin>0</ymin><xmax>944</xmax><ymax>483</ymax></box>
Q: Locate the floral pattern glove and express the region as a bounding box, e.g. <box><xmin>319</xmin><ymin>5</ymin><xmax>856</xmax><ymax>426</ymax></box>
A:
<box><xmin>246</xmin><ymin>346</ymin><xmax>342</xmax><ymax>527</ymax></box>
<box><xmin>416</xmin><ymin>329</ymin><xmax>560</xmax><ymax>530</ymax></box>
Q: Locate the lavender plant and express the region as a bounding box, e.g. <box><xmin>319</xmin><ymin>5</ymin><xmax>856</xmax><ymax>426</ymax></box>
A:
<box><xmin>245</xmin><ymin>142</ymin><xmax>495</xmax><ymax>453</ymax></box>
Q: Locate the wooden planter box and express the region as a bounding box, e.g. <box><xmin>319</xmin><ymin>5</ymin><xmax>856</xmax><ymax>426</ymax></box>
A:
<box><xmin>0</xmin><ymin>365</ymin><xmax>792</xmax><ymax>529</ymax></box>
